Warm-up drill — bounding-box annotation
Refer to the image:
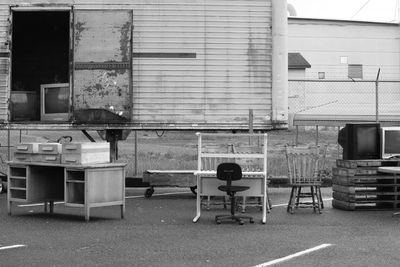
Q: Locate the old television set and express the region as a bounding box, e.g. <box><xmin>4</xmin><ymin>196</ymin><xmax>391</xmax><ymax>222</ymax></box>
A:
<box><xmin>10</xmin><ymin>91</ymin><xmax>38</xmax><ymax>121</ymax></box>
<box><xmin>40</xmin><ymin>83</ymin><xmax>70</xmax><ymax>121</ymax></box>
<box><xmin>381</xmin><ymin>127</ymin><xmax>400</xmax><ymax>159</ymax></box>
<box><xmin>338</xmin><ymin>123</ymin><xmax>381</xmax><ymax>160</ymax></box>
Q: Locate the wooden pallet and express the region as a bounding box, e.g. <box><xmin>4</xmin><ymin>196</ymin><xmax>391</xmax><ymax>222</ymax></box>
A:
<box><xmin>332</xmin><ymin>199</ymin><xmax>399</xmax><ymax>211</ymax></box>
<box><xmin>333</xmin><ymin>191</ymin><xmax>399</xmax><ymax>202</ymax></box>
<box><xmin>333</xmin><ymin>159</ymin><xmax>400</xmax><ymax>211</ymax></box>
<box><xmin>336</xmin><ymin>159</ymin><xmax>400</xmax><ymax>169</ymax></box>
<box><xmin>332</xmin><ymin>175</ymin><xmax>399</xmax><ymax>186</ymax></box>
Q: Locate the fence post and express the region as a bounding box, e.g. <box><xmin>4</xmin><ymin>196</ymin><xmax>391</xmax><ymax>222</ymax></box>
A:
<box><xmin>134</xmin><ymin>131</ymin><xmax>138</xmax><ymax>177</ymax></box>
<box><xmin>375</xmin><ymin>80</ymin><xmax>379</xmax><ymax>122</ymax></box>
<box><xmin>7</xmin><ymin>127</ymin><xmax>10</xmax><ymax>161</ymax></box>
<box><xmin>375</xmin><ymin>69</ymin><xmax>380</xmax><ymax>123</ymax></box>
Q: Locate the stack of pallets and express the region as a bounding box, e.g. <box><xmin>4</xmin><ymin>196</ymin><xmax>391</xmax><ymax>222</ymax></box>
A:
<box><xmin>332</xmin><ymin>159</ymin><xmax>400</xmax><ymax>210</ymax></box>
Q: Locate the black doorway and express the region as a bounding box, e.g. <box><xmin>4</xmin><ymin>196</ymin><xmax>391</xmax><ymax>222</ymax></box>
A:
<box><xmin>11</xmin><ymin>11</ymin><xmax>70</xmax><ymax>121</ymax></box>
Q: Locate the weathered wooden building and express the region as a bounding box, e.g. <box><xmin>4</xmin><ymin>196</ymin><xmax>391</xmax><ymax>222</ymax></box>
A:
<box><xmin>0</xmin><ymin>0</ymin><xmax>288</xmax><ymax>132</ymax></box>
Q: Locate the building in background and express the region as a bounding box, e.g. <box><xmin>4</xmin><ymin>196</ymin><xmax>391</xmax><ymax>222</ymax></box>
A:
<box><xmin>287</xmin><ymin>17</ymin><xmax>400</xmax><ymax>128</ymax></box>
<box><xmin>288</xmin><ymin>17</ymin><xmax>400</xmax><ymax>80</ymax></box>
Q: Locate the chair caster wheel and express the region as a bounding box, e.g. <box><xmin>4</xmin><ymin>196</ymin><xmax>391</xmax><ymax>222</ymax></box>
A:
<box><xmin>144</xmin><ymin>188</ymin><xmax>154</xmax><ymax>198</ymax></box>
<box><xmin>216</xmin><ymin>220</ymin><xmax>221</xmax><ymax>224</ymax></box>
<box><xmin>239</xmin><ymin>220</ymin><xmax>244</xmax><ymax>225</ymax></box>
<box><xmin>250</xmin><ymin>219</ymin><xmax>255</xmax><ymax>224</ymax></box>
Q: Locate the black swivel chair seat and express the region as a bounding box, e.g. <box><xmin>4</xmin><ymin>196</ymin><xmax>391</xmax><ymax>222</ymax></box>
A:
<box><xmin>215</xmin><ymin>162</ymin><xmax>254</xmax><ymax>225</ymax></box>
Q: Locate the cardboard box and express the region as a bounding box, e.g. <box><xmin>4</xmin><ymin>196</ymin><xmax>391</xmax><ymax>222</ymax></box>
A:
<box><xmin>62</xmin><ymin>142</ymin><xmax>110</xmax><ymax>164</ymax></box>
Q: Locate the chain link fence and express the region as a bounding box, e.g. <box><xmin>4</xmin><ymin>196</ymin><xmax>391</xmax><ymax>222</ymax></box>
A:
<box><xmin>289</xmin><ymin>80</ymin><xmax>400</xmax><ymax>124</ymax></box>
<box><xmin>0</xmin><ymin>130</ymin><xmax>138</xmax><ymax>177</ymax></box>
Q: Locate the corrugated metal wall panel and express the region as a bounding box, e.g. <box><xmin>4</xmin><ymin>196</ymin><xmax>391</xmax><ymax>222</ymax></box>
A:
<box><xmin>130</xmin><ymin>0</ymin><xmax>272</xmax><ymax>126</ymax></box>
<box><xmin>0</xmin><ymin>0</ymin><xmax>273</xmax><ymax>128</ymax></box>
<box><xmin>0</xmin><ymin>5</ymin><xmax>9</xmax><ymax>121</ymax></box>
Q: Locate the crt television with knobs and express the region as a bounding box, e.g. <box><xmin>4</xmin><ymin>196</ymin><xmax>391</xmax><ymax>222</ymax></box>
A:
<box><xmin>338</xmin><ymin>123</ymin><xmax>381</xmax><ymax>160</ymax></box>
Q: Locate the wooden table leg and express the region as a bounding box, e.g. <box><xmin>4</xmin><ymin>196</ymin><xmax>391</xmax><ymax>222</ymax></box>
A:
<box><xmin>85</xmin><ymin>205</ymin><xmax>90</xmax><ymax>222</ymax></box>
<box><xmin>49</xmin><ymin>201</ymin><xmax>54</xmax><ymax>214</ymax></box>
<box><xmin>121</xmin><ymin>203</ymin><xmax>125</xmax><ymax>219</ymax></box>
<box><xmin>7</xmin><ymin>200</ymin><xmax>11</xmax><ymax>215</ymax></box>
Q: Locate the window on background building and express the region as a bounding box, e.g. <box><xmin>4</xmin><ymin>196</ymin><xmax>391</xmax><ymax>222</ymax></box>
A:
<box><xmin>348</xmin><ymin>64</ymin><xmax>363</xmax><ymax>79</ymax></box>
<box><xmin>318</xmin><ymin>72</ymin><xmax>325</xmax><ymax>79</ymax></box>
<box><xmin>340</xmin><ymin>56</ymin><xmax>348</xmax><ymax>64</ymax></box>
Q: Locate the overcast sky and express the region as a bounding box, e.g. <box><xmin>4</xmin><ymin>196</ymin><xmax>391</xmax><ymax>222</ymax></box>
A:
<box><xmin>288</xmin><ymin>0</ymin><xmax>399</xmax><ymax>23</ymax></box>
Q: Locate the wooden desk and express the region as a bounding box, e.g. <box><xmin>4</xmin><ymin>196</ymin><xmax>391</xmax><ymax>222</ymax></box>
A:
<box><xmin>8</xmin><ymin>162</ymin><xmax>126</xmax><ymax>221</ymax></box>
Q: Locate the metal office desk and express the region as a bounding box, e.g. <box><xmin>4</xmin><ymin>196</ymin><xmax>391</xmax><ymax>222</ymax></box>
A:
<box><xmin>8</xmin><ymin>162</ymin><xmax>126</xmax><ymax>221</ymax></box>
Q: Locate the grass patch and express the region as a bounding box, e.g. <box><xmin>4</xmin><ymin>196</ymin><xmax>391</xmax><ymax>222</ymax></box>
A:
<box><xmin>3</xmin><ymin>128</ymin><xmax>339</xmax><ymax>178</ymax></box>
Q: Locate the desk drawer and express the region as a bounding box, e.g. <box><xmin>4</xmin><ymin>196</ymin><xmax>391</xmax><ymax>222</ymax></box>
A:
<box><xmin>62</xmin><ymin>142</ymin><xmax>110</xmax><ymax>164</ymax></box>
<box><xmin>62</xmin><ymin>152</ymin><xmax>109</xmax><ymax>165</ymax></box>
<box><xmin>13</xmin><ymin>152</ymin><xmax>41</xmax><ymax>162</ymax></box>
<box><xmin>15</xmin><ymin>143</ymin><xmax>40</xmax><ymax>154</ymax></box>
<box><xmin>38</xmin><ymin>143</ymin><xmax>62</xmax><ymax>154</ymax></box>
<box><xmin>62</xmin><ymin>142</ymin><xmax>109</xmax><ymax>154</ymax></box>
<box><xmin>39</xmin><ymin>154</ymin><xmax>61</xmax><ymax>164</ymax></box>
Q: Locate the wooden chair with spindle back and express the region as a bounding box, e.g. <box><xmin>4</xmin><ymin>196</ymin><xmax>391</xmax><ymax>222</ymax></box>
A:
<box><xmin>285</xmin><ymin>144</ymin><xmax>327</xmax><ymax>214</ymax></box>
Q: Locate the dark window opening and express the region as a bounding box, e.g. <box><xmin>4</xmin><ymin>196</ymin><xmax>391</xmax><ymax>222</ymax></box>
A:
<box><xmin>11</xmin><ymin>11</ymin><xmax>70</xmax><ymax>121</ymax></box>
<box><xmin>348</xmin><ymin>64</ymin><xmax>363</xmax><ymax>79</ymax></box>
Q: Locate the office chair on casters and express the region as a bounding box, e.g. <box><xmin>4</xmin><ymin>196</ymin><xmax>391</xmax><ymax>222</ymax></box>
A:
<box><xmin>215</xmin><ymin>162</ymin><xmax>254</xmax><ymax>225</ymax></box>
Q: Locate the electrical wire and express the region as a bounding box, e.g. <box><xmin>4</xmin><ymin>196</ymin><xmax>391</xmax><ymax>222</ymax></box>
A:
<box><xmin>351</xmin><ymin>0</ymin><xmax>371</xmax><ymax>19</ymax></box>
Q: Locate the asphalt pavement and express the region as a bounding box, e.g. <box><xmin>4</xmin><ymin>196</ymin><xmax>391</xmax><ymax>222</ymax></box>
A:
<box><xmin>1</xmin><ymin>187</ymin><xmax>400</xmax><ymax>267</ymax></box>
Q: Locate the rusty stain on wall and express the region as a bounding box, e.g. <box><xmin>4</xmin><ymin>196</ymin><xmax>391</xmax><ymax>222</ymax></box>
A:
<box><xmin>74</xmin><ymin>21</ymin><xmax>86</xmax><ymax>45</ymax></box>
<box><xmin>120</xmin><ymin>21</ymin><xmax>131</xmax><ymax>62</ymax></box>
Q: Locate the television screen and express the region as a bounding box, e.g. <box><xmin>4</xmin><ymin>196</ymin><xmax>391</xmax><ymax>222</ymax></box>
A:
<box><xmin>40</xmin><ymin>83</ymin><xmax>69</xmax><ymax>121</ymax></box>
<box><xmin>356</xmin><ymin>126</ymin><xmax>379</xmax><ymax>155</ymax></box>
<box><xmin>338</xmin><ymin>123</ymin><xmax>380</xmax><ymax>160</ymax></box>
<box><xmin>381</xmin><ymin>127</ymin><xmax>400</xmax><ymax>159</ymax></box>
<box><xmin>44</xmin><ymin>86</ymin><xmax>69</xmax><ymax>114</ymax></box>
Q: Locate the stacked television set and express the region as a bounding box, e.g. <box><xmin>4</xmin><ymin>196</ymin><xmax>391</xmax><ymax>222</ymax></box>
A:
<box><xmin>338</xmin><ymin>123</ymin><xmax>400</xmax><ymax>160</ymax></box>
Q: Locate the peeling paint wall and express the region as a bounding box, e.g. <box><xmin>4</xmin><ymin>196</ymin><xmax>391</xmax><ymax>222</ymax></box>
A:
<box><xmin>73</xmin><ymin>10</ymin><xmax>132</xmax><ymax>121</ymax></box>
<box><xmin>0</xmin><ymin>0</ymin><xmax>275</xmax><ymax>129</ymax></box>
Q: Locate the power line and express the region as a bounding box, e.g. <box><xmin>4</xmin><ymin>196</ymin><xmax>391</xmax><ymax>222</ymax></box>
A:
<box><xmin>351</xmin><ymin>0</ymin><xmax>372</xmax><ymax>19</ymax></box>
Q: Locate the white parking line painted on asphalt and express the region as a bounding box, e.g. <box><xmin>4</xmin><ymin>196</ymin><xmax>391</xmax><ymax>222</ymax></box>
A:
<box><xmin>253</xmin><ymin>243</ymin><xmax>333</xmax><ymax>267</ymax></box>
<box><xmin>126</xmin><ymin>192</ymin><xmax>192</xmax><ymax>199</ymax></box>
<box><xmin>271</xmin><ymin>198</ymin><xmax>333</xmax><ymax>208</ymax></box>
<box><xmin>0</xmin><ymin>244</ymin><xmax>26</xmax><ymax>251</ymax></box>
